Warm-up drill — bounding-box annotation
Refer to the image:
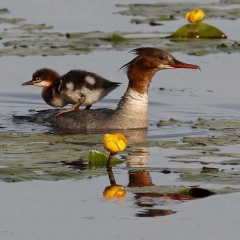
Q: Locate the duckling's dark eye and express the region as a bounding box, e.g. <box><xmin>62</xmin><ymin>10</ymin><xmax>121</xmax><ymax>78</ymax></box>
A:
<box><xmin>159</xmin><ymin>55</ymin><xmax>165</xmax><ymax>60</ymax></box>
<box><xmin>35</xmin><ymin>77</ymin><xmax>42</xmax><ymax>81</ymax></box>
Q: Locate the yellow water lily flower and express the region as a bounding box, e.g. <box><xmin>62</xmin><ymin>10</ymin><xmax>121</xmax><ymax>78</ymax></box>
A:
<box><xmin>103</xmin><ymin>185</ymin><xmax>127</xmax><ymax>198</ymax></box>
<box><xmin>103</xmin><ymin>133</ymin><xmax>128</xmax><ymax>153</ymax></box>
<box><xmin>185</xmin><ymin>9</ymin><xmax>205</xmax><ymax>23</ymax></box>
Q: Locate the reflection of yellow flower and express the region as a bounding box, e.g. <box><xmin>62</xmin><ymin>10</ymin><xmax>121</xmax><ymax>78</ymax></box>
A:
<box><xmin>103</xmin><ymin>133</ymin><xmax>128</xmax><ymax>153</ymax></box>
<box><xmin>185</xmin><ymin>9</ymin><xmax>205</xmax><ymax>23</ymax></box>
<box><xmin>103</xmin><ymin>185</ymin><xmax>127</xmax><ymax>198</ymax></box>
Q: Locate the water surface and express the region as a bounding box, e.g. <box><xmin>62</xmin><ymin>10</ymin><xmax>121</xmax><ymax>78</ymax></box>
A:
<box><xmin>1</xmin><ymin>1</ymin><xmax>240</xmax><ymax>240</ymax></box>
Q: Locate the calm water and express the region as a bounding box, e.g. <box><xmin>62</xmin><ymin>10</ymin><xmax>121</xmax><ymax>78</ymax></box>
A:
<box><xmin>1</xmin><ymin>0</ymin><xmax>240</xmax><ymax>240</ymax></box>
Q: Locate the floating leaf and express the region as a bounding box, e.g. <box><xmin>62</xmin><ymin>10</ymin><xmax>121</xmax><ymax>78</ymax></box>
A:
<box><xmin>0</xmin><ymin>8</ymin><xmax>9</xmax><ymax>14</ymax></box>
<box><xmin>169</xmin><ymin>22</ymin><xmax>227</xmax><ymax>39</ymax></box>
<box><xmin>111</xmin><ymin>33</ymin><xmax>127</xmax><ymax>42</ymax></box>
<box><xmin>88</xmin><ymin>150</ymin><xmax>123</xmax><ymax>168</ymax></box>
<box><xmin>157</xmin><ymin>118</ymin><xmax>184</xmax><ymax>127</ymax></box>
<box><xmin>117</xmin><ymin>3</ymin><xmax>240</xmax><ymax>23</ymax></box>
<box><xmin>201</xmin><ymin>167</ymin><xmax>219</xmax><ymax>173</ymax></box>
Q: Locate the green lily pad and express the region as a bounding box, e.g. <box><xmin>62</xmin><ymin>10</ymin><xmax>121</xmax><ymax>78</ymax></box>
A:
<box><xmin>88</xmin><ymin>150</ymin><xmax>123</xmax><ymax>168</ymax></box>
<box><xmin>157</xmin><ymin>118</ymin><xmax>182</xmax><ymax>127</ymax></box>
<box><xmin>0</xmin><ymin>8</ymin><xmax>10</xmax><ymax>14</ymax></box>
<box><xmin>0</xmin><ymin>1</ymin><xmax>240</xmax><ymax>56</ymax></box>
<box><xmin>117</xmin><ymin>2</ymin><xmax>240</xmax><ymax>24</ymax></box>
<box><xmin>111</xmin><ymin>33</ymin><xmax>127</xmax><ymax>42</ymax></box>
<box><xmin>201</xmin><ymin>166</ymin><xmax>219</xmax><ymax>173</ymax></box>
<box><xmin>169</xmin><ymin>22</ymin><xmax>227</xmax><ymax>39</ymax></box>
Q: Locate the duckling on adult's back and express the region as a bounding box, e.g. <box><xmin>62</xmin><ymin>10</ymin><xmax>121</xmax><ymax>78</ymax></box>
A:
<box><xmin>47</xmin><ymin>47</ymin><xmax>200</xmax><ymax>131</ymax></box>
<box><xmin>22</xmin><ymin>68</ymin><xmax>121</xmax><ymax>116</ymax></box>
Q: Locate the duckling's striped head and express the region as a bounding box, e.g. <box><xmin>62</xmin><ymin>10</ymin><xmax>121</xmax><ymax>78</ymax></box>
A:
<box><xmin>22</xmin><ymin>68</ymin><xmax>60</xmax><ymax>87</ymax></box>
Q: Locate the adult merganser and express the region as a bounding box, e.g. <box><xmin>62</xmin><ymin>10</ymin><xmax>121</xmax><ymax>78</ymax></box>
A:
<box><xmin>36</xmin><ymin>47</ymin><xmax>200</xmax><ymax>131</ymax></box>
<box><xmin>22</xmin><ymin>68</ymin><xmax>121</xmax><ymax>116</ymax></box>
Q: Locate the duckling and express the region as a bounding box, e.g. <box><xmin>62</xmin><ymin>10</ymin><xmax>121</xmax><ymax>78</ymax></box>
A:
<box><xmin>22</xmin><ymin>68</ymin><xmax>121</xmax><ymax>116</ymax></box>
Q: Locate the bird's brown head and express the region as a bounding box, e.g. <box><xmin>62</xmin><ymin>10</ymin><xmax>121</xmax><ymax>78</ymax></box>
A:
<box><xmin>120</xmin><ymin>47</ymin><xmax>200</xmax><ymax>94</ymax></box>
<box><xmin>22</xmin><ymin>68</ymin><xmax>60</xmax><ymax>87</ymax></box>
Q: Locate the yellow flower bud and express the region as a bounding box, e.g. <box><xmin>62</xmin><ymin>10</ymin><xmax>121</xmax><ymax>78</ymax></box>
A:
<box><xmin>103</xmin><ymin>133</ymin><xmax>128</xmax><ymax>153</ymax></box>
<box><xmin>185</xmin><ymin>12</ymin><xmax>191</xmax><ymax>20</ymax></box>
<box><xmin>185</xmin><ymin>9</ymin><xmax>205</xmax><ymax>23</ymax></box>
<box><xmin>103</xmin><ymin>185</ymin><xmax>126</xmax><ymax>198</ymax></box>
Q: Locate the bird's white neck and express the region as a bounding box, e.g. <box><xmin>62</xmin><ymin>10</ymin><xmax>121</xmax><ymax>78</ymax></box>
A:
<box><xmin>113</xmin><ymin>87</ymin><xmax>148</xmax><ymax>128</ymax></box>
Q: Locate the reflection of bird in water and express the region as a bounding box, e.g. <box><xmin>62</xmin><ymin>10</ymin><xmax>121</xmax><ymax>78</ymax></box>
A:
<box><xmin>125</xmin><ymin>147</ymin><xmax>148</xmax><ymax>168</ymax></box>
